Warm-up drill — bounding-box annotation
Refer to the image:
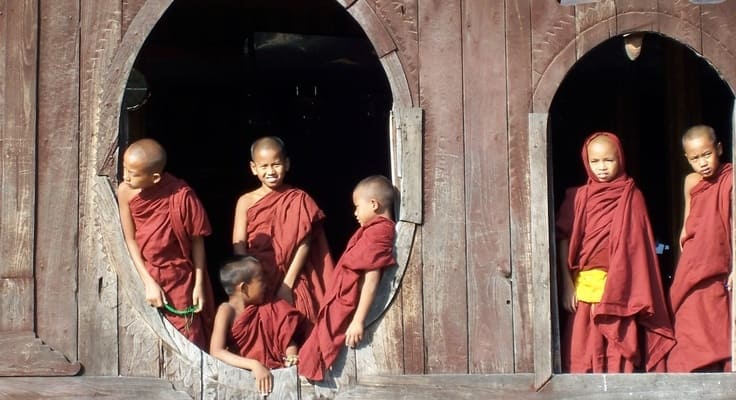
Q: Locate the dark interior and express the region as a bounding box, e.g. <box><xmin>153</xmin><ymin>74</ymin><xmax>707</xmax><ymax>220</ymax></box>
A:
<box><xmin>550</xmin><ymin>33</ymin><xmax>734</xmax><ymax>290</ymax></box>
<box><xmin>121</xmin><ymin>0</ymin><xmax>393</xmax><ymax>302</ymax></box>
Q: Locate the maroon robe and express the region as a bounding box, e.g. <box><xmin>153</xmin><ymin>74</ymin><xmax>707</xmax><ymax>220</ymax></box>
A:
<box><xmin>668</xmin><ymin>163</ymin><xmax>733</xmax><ymax>372</ymax></box>
<box><xmin>130</xmin><ymin>173</ymin><xmax>215</xmax><ymax>348</ymax></box>
<box><xmin>229</xmin><ymin>300</ymin><xmax>302</xmax><ymax>369</ymax></box>
<box><xmin>299</xmin><ymin>216</ymin><xmax>396</xmax><ymax>381</ymax></box>
<box><xmin>245</xmin><ymin>187</ymin><xmax>335</xmax><ymax>323</ymax></box>
<box><xmin>556</xmin><ymin>132</ymin><xmax>675</xmax><ymax>373</ymax></box>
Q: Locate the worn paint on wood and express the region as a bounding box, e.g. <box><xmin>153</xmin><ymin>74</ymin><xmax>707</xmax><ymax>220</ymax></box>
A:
<box><xmin>348</xmin><ymin>0</ymin><xmax>397</xmax><ymax>58</ymax></box>
<box><xmin>118</xmin><ymin>297</ymin><xmax>161</xmax><ymax>377</ymax></box>
<box><xmin>35</xmin><ymin>0</ymin><xmax>80</xmax><ymax>361</ymax></box>
<box><xmin>700</xmin><ymin>2</ymin><xmax>736</xmax><ymax>90</ymax></box>
<box><xmin>0</xmin><ymin>377</ymin><xmax>189</xmax><ymax>400</ymax></box>
<box><xmin>0</xmin><ymin>332</ymin><xmax>80</xmax><ymax>376</ymax></box>
<box><xmin>401</xmin><ymin>228</ymin><xmax>424</xmax><ymax>374</ymax></box>
<box><xmin>575</xmin><ymin>1</ymin><xmax>615</xmax><ymax>58</ymax></box>
<box><xmin>616</xmin><ymin>0</ymin><xmax>658</xmax><ymax>33</ymax></box>
<box><xmin>122</xmin><ymin>0</ymin><xmax>147</xmax><ymax>34</ymax></box>
<box><xmin>0</xmin><ymin>0</ymin><xmax>37</xmax><ymax>333</ymax></box>
<box><xmin>505</xmin><ymin>0</ymin><xmax>535</xmax><ymax>373</ymax></box>
<box><xmin>462</xmin><ymin>0</ymin><xmax>514</xmax><ymax>374</ymax></box>
<box><xmin>418</xmin><ymin>0</ymin><xmax>468</xmax><ymax>374</ymax></box>
<box><xmin>658</xmin><ymin>1</ymin><xmax>702</xmax><ymax>53</ymax></box>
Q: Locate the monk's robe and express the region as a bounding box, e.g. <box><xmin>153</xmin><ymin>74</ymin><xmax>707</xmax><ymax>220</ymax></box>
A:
<box><xmin>229</xmin><ymin>299</ymin><xmax>303</xmax><ymax>369</ymax></box>
<box><xmin>246</xmin><ymin>186</ymin><xmax>335</xmax><ymax>324</ymax></box>
<box><xmin>668</xmin><ymin>163</ymin><xmax>733</xmax><ymax>372</ymax></box>
<box><xmin>130</xmin><ymin>173</ymin><xmax>216</xmax><ymax>349</ymax></box>
<box><xmin>556</xmin><ymin>132</ymin><xmax>675</xmax><ymax>373</ymax></box>
<box><xmin>299</xmin><ymin>216</ymin><xmax>396</xmax><ymax>381</ymax></box>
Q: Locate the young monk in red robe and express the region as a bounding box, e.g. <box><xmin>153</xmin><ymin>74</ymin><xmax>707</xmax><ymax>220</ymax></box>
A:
<box><xmin>232</xmin><ymin>136</ymin><xmax>334</xmax><ymax>325</ymax></box>
<box><xmin>118</xmin><ymin>138</ymin><xmax>215</xmax><ymax>349</ymax></box>
<box><xmin>299</xmin><ymin>175</ymin><xmax>396</xmax><ymax>381</ymax></box>
<box><xmin>556</xmin><ymin>132</ymin><xmax>675</xmax><ymax>373</ymax></box>
<box><xmin>668</xmin><ymin>125</ymin><xmax>733</xmax><ymax>372</ymax></box>
<box><xmin>210</xmin><ymin>255</ymin><xmax>301</xmax><ymax>396</ymax></box>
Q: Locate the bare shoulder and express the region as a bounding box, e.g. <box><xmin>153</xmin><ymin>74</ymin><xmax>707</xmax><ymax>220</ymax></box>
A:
<box><xmin>235</xmin><ymin>190</ymin><xmax>261</xmax><ymax>211</ymax></box>
<box><xmin>684</xmin><ymin>172</ymin><xmax>702</xmax><ymax>193</ymax></box>
<box><xmin>117</xmin><ymin>182</ymin><xmax>139</xmax><ymax>204</ymax></box>
<box><xmin>216</xmin><ymin>302</ymin><xmax>236</xmax><ymax>320</ymax></box>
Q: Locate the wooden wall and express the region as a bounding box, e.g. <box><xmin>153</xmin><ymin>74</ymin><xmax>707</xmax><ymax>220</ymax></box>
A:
<box><xmin>1</xmin><ymin>0</ymin><xmax>736</xmax><ymax>391</ymax></box>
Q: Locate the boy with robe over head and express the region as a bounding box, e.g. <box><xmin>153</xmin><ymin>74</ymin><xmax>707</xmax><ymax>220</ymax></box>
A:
<box><xmin>118</xmin><ymin>138</ymin><xmax>215</xmax><ymax>349</ymax></box>
<box><xmin>556</xmin><ymin>132</ymin><xmax>675</xmax><ymax>373</ymax></box>
<box><xmin>232</xmin><ymin>136</ymin><xmax>335</xmax><ymax>326</ymax></box>
<box><xmin>210</xmin><ymin>255</ymin><xmax>301</xmax><ymax>396</ymax></box>
<box><xmin>667</xmin><ymin>125</ymin><xmax>733</xmax><ymax>372</ymax></box>
<box><xmin>299</xmin><ymin>175</ymin><xmax>396</xmax><ymax>381</ymax></box>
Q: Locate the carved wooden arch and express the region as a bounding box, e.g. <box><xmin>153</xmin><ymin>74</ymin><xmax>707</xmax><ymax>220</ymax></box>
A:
<box><xmin>92</xmin><ymin>0</ymin><xmax>420</xmax><ymax>397</ymax></box>
<box><xmin>529</xmin><ymin>9</ymin><xmax>736</xmax><ymax>390</ymax></box>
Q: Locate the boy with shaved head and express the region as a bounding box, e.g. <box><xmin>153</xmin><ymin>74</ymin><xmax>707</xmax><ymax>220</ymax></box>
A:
<box><xmin>299</xmin><ymin>175</ymin><xmax>396</xmax><ymax>381</ymax></box>
<box><xmin>232</xmin><ymin>136</ymin><xmax>334</xmax><ymax>326</ymax></box>
<box><xmin>118</xmin><ymin>138</ymin><xmax>215</xmax><ymax>348</ymax></box>
<box><xmin>668</xmin><ymin>125</ymin><xmax>733</xmax><ymax>372</ymax></box>
<box><xmin>555</xmin><ymin>132</ymin><xmax>674</xmax><ymax>373</ymax></box>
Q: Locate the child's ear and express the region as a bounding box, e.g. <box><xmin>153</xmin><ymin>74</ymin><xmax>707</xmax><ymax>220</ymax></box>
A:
<box><xmin>370</xmin><ymin>198</ymin><xmax>380</xmax><ymax>211</ymax></box>
<box><xmin>284</xmin><ymin>157</ymin><xmax>291</xmax><ymax>172</ymax></box>
<box><xmin>717</xmin><ymin>142</ymin><xmax>723</xmax><ymax>156</ymax></box>
<box><xmin>249</xmin><ymin>161</ymin><xmax>258</xmax><ymax>176</ymax></box>
<box><xmin>152</xmin><ymin>172</ymin><xmax>162</xmax><ymax>184</ymax></box>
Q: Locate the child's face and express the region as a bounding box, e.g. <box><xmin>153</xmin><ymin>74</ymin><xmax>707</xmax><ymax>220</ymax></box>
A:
<box><xmin>586</xmin><ymin>139</ymin><xmax>620</xmax><ymax>182</ymax></box>
<box><xmin>122</xmin><ymin>152</ymin><xmax>159</xmax><ymax>190</ymax></box>
<box><xmin>250</xmin><ymin>147</ymin><xmax>289</xmax><ymax>189</ymax></box>
<box><xmin>243</xmin><ymin>267</ymin><xmax>267</xmax><ymax>304</ymax></box>
<box><xmin>683</xmin><ymin>136</ymin><xmax>722</xmax><ymax>179</ymax></box>
<box><xmin>353</xmin><ymin>188</ymin><xmax>378</xmax><ymax>227</ymax></box>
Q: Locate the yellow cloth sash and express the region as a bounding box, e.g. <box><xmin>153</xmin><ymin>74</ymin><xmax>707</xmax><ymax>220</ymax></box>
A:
<box><xmin>574</xmin><ymin>268</ymin><xmax>607</xmax><ymax>303</ymax></box>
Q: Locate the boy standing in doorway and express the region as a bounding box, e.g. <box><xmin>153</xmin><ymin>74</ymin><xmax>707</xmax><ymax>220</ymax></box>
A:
<box><xmin>556</xmin><ymin>132</ymin><xmax>674</xmax><ymax>373</ymax></box>
<box><xmin>668</xmin><ymin>125</ymin><xmax>733</xmax><ymax>372</ymax></box>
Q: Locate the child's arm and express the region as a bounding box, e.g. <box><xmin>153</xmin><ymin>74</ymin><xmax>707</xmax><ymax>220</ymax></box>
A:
<box><xmin>191</xmin><ymin>235</ymin><xmax>206</xmax><ymax>312</ymax></box>
<box><xmin>232</xmin><ymin>195</ymin><xmax>249</xmax><ymax>256</ymax></box>
<box><xmin>557</xmin><ymin>238</ymin><xmax>577</xmax><ymax>313</ymax></box>
<box><xmin>345</xmin><ymin>269</ymin><xmax>381</xmax><ymax>348</ymax></box>
<box><xmin>117</xmin><ymin>183</ymin><xmax>167</xmax><ymax>308</ymax></box>
<box><xmin>278</xmin><ymin>235</ymin><xmax>311</xmax><ymax>305</ymax></box>
<box><xmin>679</xmin><ymin>172</ymin><xmax>700</xmax><ymax>251</ymax></box>
<box><xmin>210</xmin><ymin>304</ymin><xmax>273</xmax><ymax>395</ymax></box>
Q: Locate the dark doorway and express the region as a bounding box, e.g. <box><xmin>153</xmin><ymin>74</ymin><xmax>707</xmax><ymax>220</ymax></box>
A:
<box><xmin>550</xmin><ymin>33</ymin><xmax>734</xmax><ymax>291</ymax></box>
<box><xmin>122</xmin><ymin>0</ymin><xmax>393</xmax><ymax>302</ymax></box>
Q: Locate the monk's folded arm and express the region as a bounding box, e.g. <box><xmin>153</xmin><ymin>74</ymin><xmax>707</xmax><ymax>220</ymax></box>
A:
<box><xmin>231</xmin><ymin>195</ymin><xmax>249</xmax><ymax>255</ymax></box>
<box><xmin>117</xmin><ymin>184</ymin><xmax>158</xmax><ymax>287</ymax></box>
<box><xmin>283</xmin><ymin>235</ymin><xmax>311</xmax><ymax>289</ymax></box>
<box><xmin>191</xmin><ymin>235</ymin><xmax>206</xmax><ymax>308</ymax></box>
<box><xmin>352</xmin><ymin>269</ymin><xmax>381</xmax><ymax>327</ymax></box>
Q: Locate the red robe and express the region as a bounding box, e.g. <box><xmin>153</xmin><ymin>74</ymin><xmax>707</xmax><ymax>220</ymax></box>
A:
<box><xmin>245</xmin><ymin>187</ymin><xmax>334</xmax><ymax>324</ymax></box>
<box><xmin>556</xmin><ymin>132</ymin><xmax>675</xmax><ymax>373</ymax></box>
<box><xmin>298</xmin><ymin>216</ymin><xmax>396</xmax><ymax>381</ymax></box>
<box><xmin>229</xmin><ymin>300</ymin><xmax>302</xmax><ymax>369</ymax></box>
<box><xmin>130</xmin><ymin>173</ymin><xmax>216</xmax><ymax>349</ymax></box>
<box><xmin>668</xmin><ymin>163</ymin><xmax>733</xmax><ymax>372</ymax></box>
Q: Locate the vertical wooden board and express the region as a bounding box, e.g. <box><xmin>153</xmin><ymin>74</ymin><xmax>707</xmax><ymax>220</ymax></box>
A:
<box><xmin>530</xmin><ymin>0</ymin><xmax>576</xmax><ymax>89</ymax></box>
<box><xmin>462</xmin><ymin>0</ymin><xmax>514</xmax><ymax>374</ymax></box>
<box><xmin>615</xmin><ymin>0</ymin><xmax>658</xmax><ymax>34</ymax></box>
<box><xmin>575</xmin><ymin>1</ymin><xmax>616</xmax><ymax>58</ymax></box>
<box><xmin>35</xmin><ymin>0</ymin><xmax>80</xmax><ymax>359</ymax></box>
<box><xmin>0</xmin><ymin>0</ymin><xmax>37</xmax><ymax>333</ymax></box>
<box><xmin>355</xmin><ymin>297</ymin><xmax>405</xmax><ymax>377</ymax></box>
<box><xmin>78</xmin><ymin>0</ymin><xmax>122</xmax><ymax>375</ymax></box>
<box><xmin>658</xmin><ymin>1</ymin><xmax>701</xmax><ymax>53</ymax></box>
<box><xmin>401</xmin><ymin>228</ymin><xmax>424</xmax><ymax>373</ymax></box>
<box><xmin>118</xmin><ymin>296</ymin><xmax>161</xmax><ymax>377</ymax></box>
<box><xmin>122</xmin><ymin>0</ymin><xmax>147</xmax><ymax>34</ymax></box>
<box><xmin>529</xmin><ymin>113</ymin><xmax>552</xmax><ymax>389</ymax></box>
<box><xmin>505</xmin><ymin>0</ymin><xmax>535</xmax><ymax>373</ymax></box>
<box><xmin>0</xmin><ymin>278</ymin><xmax>33</xmax><ymax>331</ymax></box>
<box><xmin>418</xmin><ymin>0</ymin><xmax>468</xmax><ymax>374</ymax></box>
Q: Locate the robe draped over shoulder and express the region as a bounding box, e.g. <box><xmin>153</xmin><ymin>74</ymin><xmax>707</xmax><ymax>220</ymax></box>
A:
<box><xmin>668</xmin><ymin>163</ymin><xmax>733</xmax><ymax>372</ymax></box>
<box><xmin>129</xmin><ymin>173</ymin><xmax>215</xmax><ymax>348</ymax></box>
<box><xmin>299</xmin><ymin>216</ymin><xmax>396</xmax><ymax>381</ymax></box>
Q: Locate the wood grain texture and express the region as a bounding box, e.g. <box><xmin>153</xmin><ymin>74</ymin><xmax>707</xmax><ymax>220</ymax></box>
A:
<box><xmin>505</xmin><ymin>0</ymin><xmax>535</xmax><ymax>373</ymax></box>
<box><xmin>77</xmin><ymin>0</ymin><xmax>122</xmax><ymax>375</ymax></box>
<box><xmin>118</xmin><ymin>296</ymin><xmax>160</xmax><ymax>377</ymax></box>
<box><xmin>615</xmin><ymin>0</ymin><xmax>658</xmax><ymax>34</ymax></box>
<box><xmin>462</xmin><ymin>0</ymin><xmax>514</xmax><ymax>374</ymax></box>
<box><xmin>418</xmin><ymin>0</ymin><xmax>468</xmax><ymax>374</ymax></box>
<box><xmin>700</xmin><ymin>2</ymin><xmax>736</xmax><ymax>91</ymax></box>
<box><xmin>348</xmin><ymin>0</ymin><xmax>397</xmax><ymax>58</ymax></box>
<box><xmin>396</xmin><ymin>108</ymin><xmax>423</xmax><ymax>224</ymax></box>
<box><xmin>401</xmin><ymin>227</ymin><xmax>424</xmax><ymax>374</ymax></box>
<box><xmin>0</xmin><ymin>0</ymin><xmax>37</xmax><ymax>333</ymax></box>
<box><xmin>0</xmin><ymin>377</ymin><xmax>190</xmax><ymax>400</ymax></box>
<box><xmin>0</xmin><ymin>332</ymin><xmax>80</xmax><ymax>376</ymax></box>
<box><xmin>122</xmin><ymin>0</ymin><xmax>147</xmax><ymax>35</ymax></box>
<box><xmin>379</xmin><ymin>51</ymin><xmax>413</xmax><ymax>109</ymax></box>
<box><xmin>575</xmin><ymin>0</ymin><xmax>615</xmax><ymax>58</ymax></box>
<box><xmin>528</xmin><ymin>113</ymin><xmax>552</xmax><ymax>389</ymax></box>
<box><xmin>658</xmin><ymin>0</ymin><xmax>702</xmax><ymax>53</ymax></box>
<box><xmin>35</xmin><ymin>0</ymin><xmax>80</xmax><ymax>360</ymax></box>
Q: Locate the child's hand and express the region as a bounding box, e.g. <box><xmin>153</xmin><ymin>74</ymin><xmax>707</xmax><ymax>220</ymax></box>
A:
<box><xmin>144</xmin><ymin>279</ymin><xmax>167</xmax><ymax>308</ymax></box>
<box><xmin>561</xmin><ymin>279</ymin><xmax>578</xmax><ymax>313</ymax></box>
<box><xmin>277</xmin><ymin>283</ymin><xmax>294</xmax><ymax>305</ymax></box>
<box><xmin>252</xmin><ymin>362</ymin><xmax>273</xmax><ymax>396</ymax></box>
<box><xmin>192</xmin><ymin>284</ymin><xmax>205</xmax><ymax>313</ymax></box>
<box><xmin>345</xmin><ymin>320</ymin><xmax>364</xmax><ymax>348</ymax></box>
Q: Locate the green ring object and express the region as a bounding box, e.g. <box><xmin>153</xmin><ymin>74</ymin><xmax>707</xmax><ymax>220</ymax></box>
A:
<box><xmin>163</xmin><ymin>303</ymin><xmax>198</xmax><ymax>316</ymax></box>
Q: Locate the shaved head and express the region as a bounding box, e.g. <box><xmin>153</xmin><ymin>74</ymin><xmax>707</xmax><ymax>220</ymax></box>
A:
<box><xmin>125</xmin><ymin>138</ymin><xmax>167</xmax><ymax>173</ymax></box>
<box><xmin>250</xmin><ymin>136</ymin><xmax>287</xmax><ymax>160</ymax></box>
<box><xmin>355</xmin><ymin>175</ymin><xmax>395</xmax><ymax>209</ymax></box>
<box><xmin>682</xmin><ymin>125</ymin><xmax>717</xmax><ymax>147</ymax></box>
